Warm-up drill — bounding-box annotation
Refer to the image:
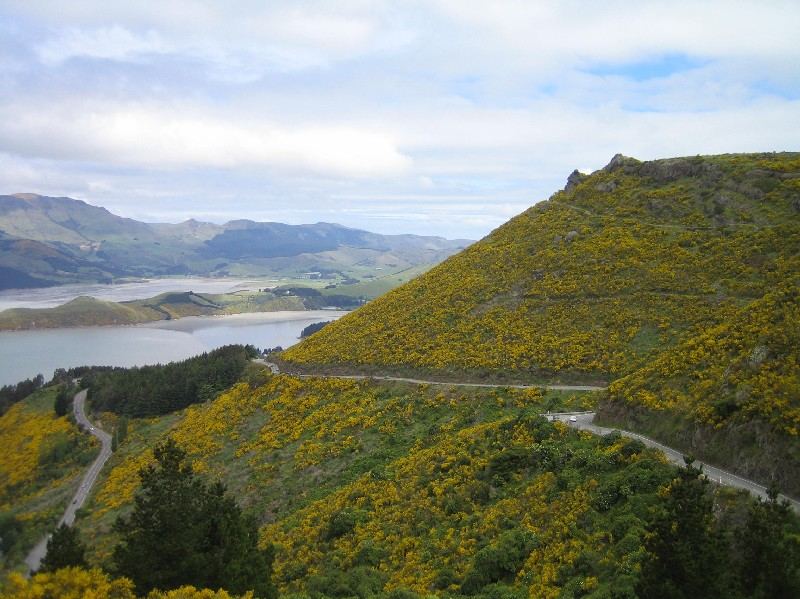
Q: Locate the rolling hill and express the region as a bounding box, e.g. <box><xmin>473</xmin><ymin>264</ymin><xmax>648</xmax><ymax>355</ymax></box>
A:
<box><xmin>0</xmin><ymin>194</ymin><xmax>471</xmax><ymax>290</ymax></box>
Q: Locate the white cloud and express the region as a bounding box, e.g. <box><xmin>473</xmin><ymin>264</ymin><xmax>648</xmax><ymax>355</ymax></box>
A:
<box><xmin>36</xmin><ymin>25</ymin><xmax>168</xmax><ymax>65</ymax></box>
<box><xmin>24</xmin><ymin>2</ymin><xmax>411</xmax><ymax>73</ymax></box>
<box><xmin>0</xmin><ymin>103</ymin><xmax>410</xmax><ymax>177</ymax></box>
<box><xmin>434</xmin><ymin>0</ymin><xmax>800</xmax><ymax>67</ymax></box>
<box><xmin>0</xmin><ymin>1</ymin><xmax>799</xmax><ymax>238</ymax></box>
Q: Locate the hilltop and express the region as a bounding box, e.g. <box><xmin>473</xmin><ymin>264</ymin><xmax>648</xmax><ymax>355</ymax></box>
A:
<box><xmin>284</xmin><ymin>152</ymin><xmax>800</xmax><ymax>489</ymax></box>
<box><xmin>0</xmin><ymin>194</ymin><xmax>471</xmax><ymax>290</ymax></box>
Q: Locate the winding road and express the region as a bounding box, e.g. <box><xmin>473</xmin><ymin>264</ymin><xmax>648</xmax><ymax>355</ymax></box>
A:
<box><xmin>549</xmin><ymin>411</ymin><xmax>800</xmax><ymax>512</ymax></box>
<box><xmin>18</xmin><ymin>365</ymin><xmax>798</xmax><ymax>575</ymax></box>
<box><xmin>260</xmin><ymin>360</ymin><xmax>800</xmax><ymax>511</ymax></box>
<box><xmin>24</xmin><ymin>389</ymin><xmax>112</xmax><ymax>574</ymax></box>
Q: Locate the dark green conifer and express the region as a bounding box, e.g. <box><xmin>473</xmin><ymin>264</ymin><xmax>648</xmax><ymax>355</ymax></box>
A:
<box><xmin>39</xmin><ymin>523</ymin><xmax>87</xmax><ymax>573</ymax></box>
<box><xmin>112</xmin><ymin>438</ymin><xmax>275</xmax><ymax>597</ymax></box>
<box><xmin>636</xmin><ymin>458</ymin><xmax>729</xmax><ymax>599</ymax></box>
<box><xmin>53</xmin><ymin>386</ymin><xmax>70</xmax><ymax>417</ymax></box>
<box><xmin>735</xmin><ymin>484</ymin><xmax>800</xmax><ymax>598</ymax></box>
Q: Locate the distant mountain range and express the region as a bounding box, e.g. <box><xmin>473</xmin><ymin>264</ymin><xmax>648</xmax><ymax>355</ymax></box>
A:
<box><xmin>0</xmin><ymin>194</ymin><xmax>472</xmax><ymax>290</ymax></box>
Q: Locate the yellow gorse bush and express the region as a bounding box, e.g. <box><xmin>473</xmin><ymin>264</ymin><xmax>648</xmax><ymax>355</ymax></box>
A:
<box><xmin>608</xmin><ymin>283</ymin><xmax>800</xmax><ymax>435</ymax></box>
<box><xmin>0</xmin><ymin>567</ymin><xmax>253</xmax><ymax>598</ymax></box>
<box><xmin>0</xmin><ymin>402</ymin><xmax>75</xmax><ymax>502</ymax></box>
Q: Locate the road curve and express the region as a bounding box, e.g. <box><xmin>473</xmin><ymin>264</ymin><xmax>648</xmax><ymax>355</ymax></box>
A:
<box><xmin>24</xmin><ymin>389</ymin><xmax>112</xmax><ymax>574</ymax></box>
<box><xmin>550</xmin><ymin>412</ymin><xmax>800</xmax><ymax>512</ymax></box>
<box><xmin>259</xmin><ymin>361</ymin><xmax>799</xmax><ymax>511</ymax></box>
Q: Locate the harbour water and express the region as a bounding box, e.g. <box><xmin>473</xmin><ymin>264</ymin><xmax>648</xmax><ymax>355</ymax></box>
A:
<box><xmin>0</xmin><ymin>310</ymin><xmax>346</xmax><ymax>386</ymax></box>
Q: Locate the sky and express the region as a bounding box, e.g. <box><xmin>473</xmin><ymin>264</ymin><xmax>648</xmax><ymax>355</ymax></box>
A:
<box><xmin>0</xmin><ymin>1</ymin><xmax>798</xmax><ymax>239</ymax></box>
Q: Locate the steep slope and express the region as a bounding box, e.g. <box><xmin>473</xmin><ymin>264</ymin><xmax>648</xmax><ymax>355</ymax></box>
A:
<box><xmin>76</xmin><ymin>376</ymin><xmax>667</xmax><ymax>596</ymax></box>
<box><xmin>284</xmin><ymin>153</ymin><xmax>800</xmax><ymax>383</ymax></box>
<box><xmin>0</xmin><ymin>386</ymin><xmax>97</xmax><ymax>572</ymax></box>
<box><xmin>64</xmin><ymin>372</ymin><xmax>796</xmax><ymax>597</ymax></box>
<box><xmin>598</xmin><ymin>282</ymin><xmax>800</xmax><ymax>493</ymax></box>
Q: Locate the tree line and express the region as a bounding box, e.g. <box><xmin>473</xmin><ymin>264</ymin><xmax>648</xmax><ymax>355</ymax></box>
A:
<box><xmin>0</xmin><ymin>374</ymin><xmax>44</xmax><ymax>416</ymax></box>
<box><xmin>300</xmin><ymin>320</ymin><xmax>332</xmax><ymax>338</ymax></box>
<box><xmin>636</xmin><ymin>457</ymin><xmax>799</xmax><ymax>599</ymax></box>
<box><xmin>83</xmin><ymin>344</ymin><xmax>259</xmax><ymax>417</ymax></box>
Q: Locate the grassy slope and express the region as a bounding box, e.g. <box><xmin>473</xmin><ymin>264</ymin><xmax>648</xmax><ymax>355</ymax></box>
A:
<box><xmin>0</xmin><ymin>297</ymin><xmax>161</xmax><ymax>330</ymax></box>
<box><xmin>0</xmin><ymin>268</ymin><xmax>440</xmax><ymax>331</ymax></box>
<box><xmin>596</xmin><ymin>282</ymin><xmax>800</xmax><ymax>494</ymax></box>
<box><xmin>0</xmin><ymin>268</ymin><xmax>435</xmax><ymax>331</ymax></box>
<box><xmin>0</xmin><ymin>386</ymin><xmax>97</xmax><ymax>573</ymax></box>
<box><xmin>73</xmin><ymin>371</ymin><xmax>702</xmax><ymax>597</ymax></box>
<box><xmin>321</xmin><ymin>264</ymin><xmax>433</xmax><ymax>299</ymax></box>
<box><xmin>0</xmin><ymin>291</ymin><xmax>307</xmax><ymax>331</ymax></box>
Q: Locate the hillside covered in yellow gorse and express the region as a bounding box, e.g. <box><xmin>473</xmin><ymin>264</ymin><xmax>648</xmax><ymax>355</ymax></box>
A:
<box><xmin>0</xmin><ymin>387</ymin><xmax>97</xmax><ymax>571</ymax></box>
<box><xmin>3</xmin><ymin>367</ymin><xmax>798</xmax><ymax>596</ymax></box>
<box><xmin>282</xmin><ymin>153</ymin><xmax>800</xmax><ymax>490</ymax></box>
<box><xmin>284</xmin><ymin>153</ymin><xmax>800</xmax><ymax>382</ymax></box>
<box><xmin>598</xmin><ymin>280</ymin><xmax>800</xmax><ymax>493</ymax></box>
<box><xmin>72</xmin><ymin>376</ymin><xmax>683</xmax><ymax>597</ymax></box>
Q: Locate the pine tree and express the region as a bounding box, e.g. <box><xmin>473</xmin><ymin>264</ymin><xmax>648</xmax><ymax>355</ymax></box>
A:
<box><xmin>636</xmin><ymin>458</ymin><xmax>729</xmax><ymax>599</ymax></box>
<box><xmin>39</xmin><ymin>523</ymin><xmax>87</xmax><ymax>573</ymax></box>
<box><xmin>112</xmin><ymin>438</ymin><xmax>275</xmax><ymax>597</ymax></box>
<box><xmin>735</xmin><ymin>484</ymin><xmax>800</xmax><ymax>598</ymax></box>
<box><xmin>54</xmin><ymin>386</ymin><xmax>70</xmax><ymax>417</ymax></box>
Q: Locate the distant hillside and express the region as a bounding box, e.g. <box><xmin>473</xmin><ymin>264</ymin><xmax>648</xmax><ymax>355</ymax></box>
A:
<box><xmin>284</xmin><ymin>152</ymin><xmax>800</xmax><ymax>489</ymax></box>
<box><xmin>0</xmin><ymin>194</ymin><xmax>471</xmax><ymax>290</ymax></box>
<box><xmin>0</xmin><ymin>288</ymin><xmax>356</xmax><ymax>331</ymax></box>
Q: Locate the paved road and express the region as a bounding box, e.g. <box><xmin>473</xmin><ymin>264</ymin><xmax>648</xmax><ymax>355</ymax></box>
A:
<box><xmin>255</xmin><ymin>360</ymin><xmax>606</xmax><ymax>391</ymax></box>
<box><xmin>549</xmin><ymin>412</ymin><xmax>800</xmax><ymax>512</ymax></box>
<box><xmin>259</xmin><ymin>361</ymin><xmax>798</xmax><ymax>509</ymax></box>
<box><xmin>24</xmin><ymin>389</ymin><xmax>112</xmax><ymax>574</ymax></box>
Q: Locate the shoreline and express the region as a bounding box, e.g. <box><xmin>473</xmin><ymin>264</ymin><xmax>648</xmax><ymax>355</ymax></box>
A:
<box><xmin>0</xmin><ymin>308</ymin><xmax>349</xmax><ymax>336</ymax></box>
<box><xmin>145</xmin><ymin>309</ymin><xmax>347</xmax><ymax>331</ymax></box>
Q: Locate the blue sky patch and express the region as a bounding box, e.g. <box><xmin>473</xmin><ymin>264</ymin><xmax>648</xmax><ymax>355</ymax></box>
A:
<box><xmin>586</xmin><ymin>54</ymin><xmax>709</xmax><ymax>81</ymax></box>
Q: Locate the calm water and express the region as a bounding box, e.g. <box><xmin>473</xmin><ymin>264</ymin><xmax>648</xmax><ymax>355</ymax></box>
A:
<box><xmin>0</xmin><ymin>311</ymin><xmax>346</xmax><ymax>386</ymax></box>
<box><xmin>0</xmin><ymin>277</ymin><xmax>270</xmax><ymax>311</ymax></box>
